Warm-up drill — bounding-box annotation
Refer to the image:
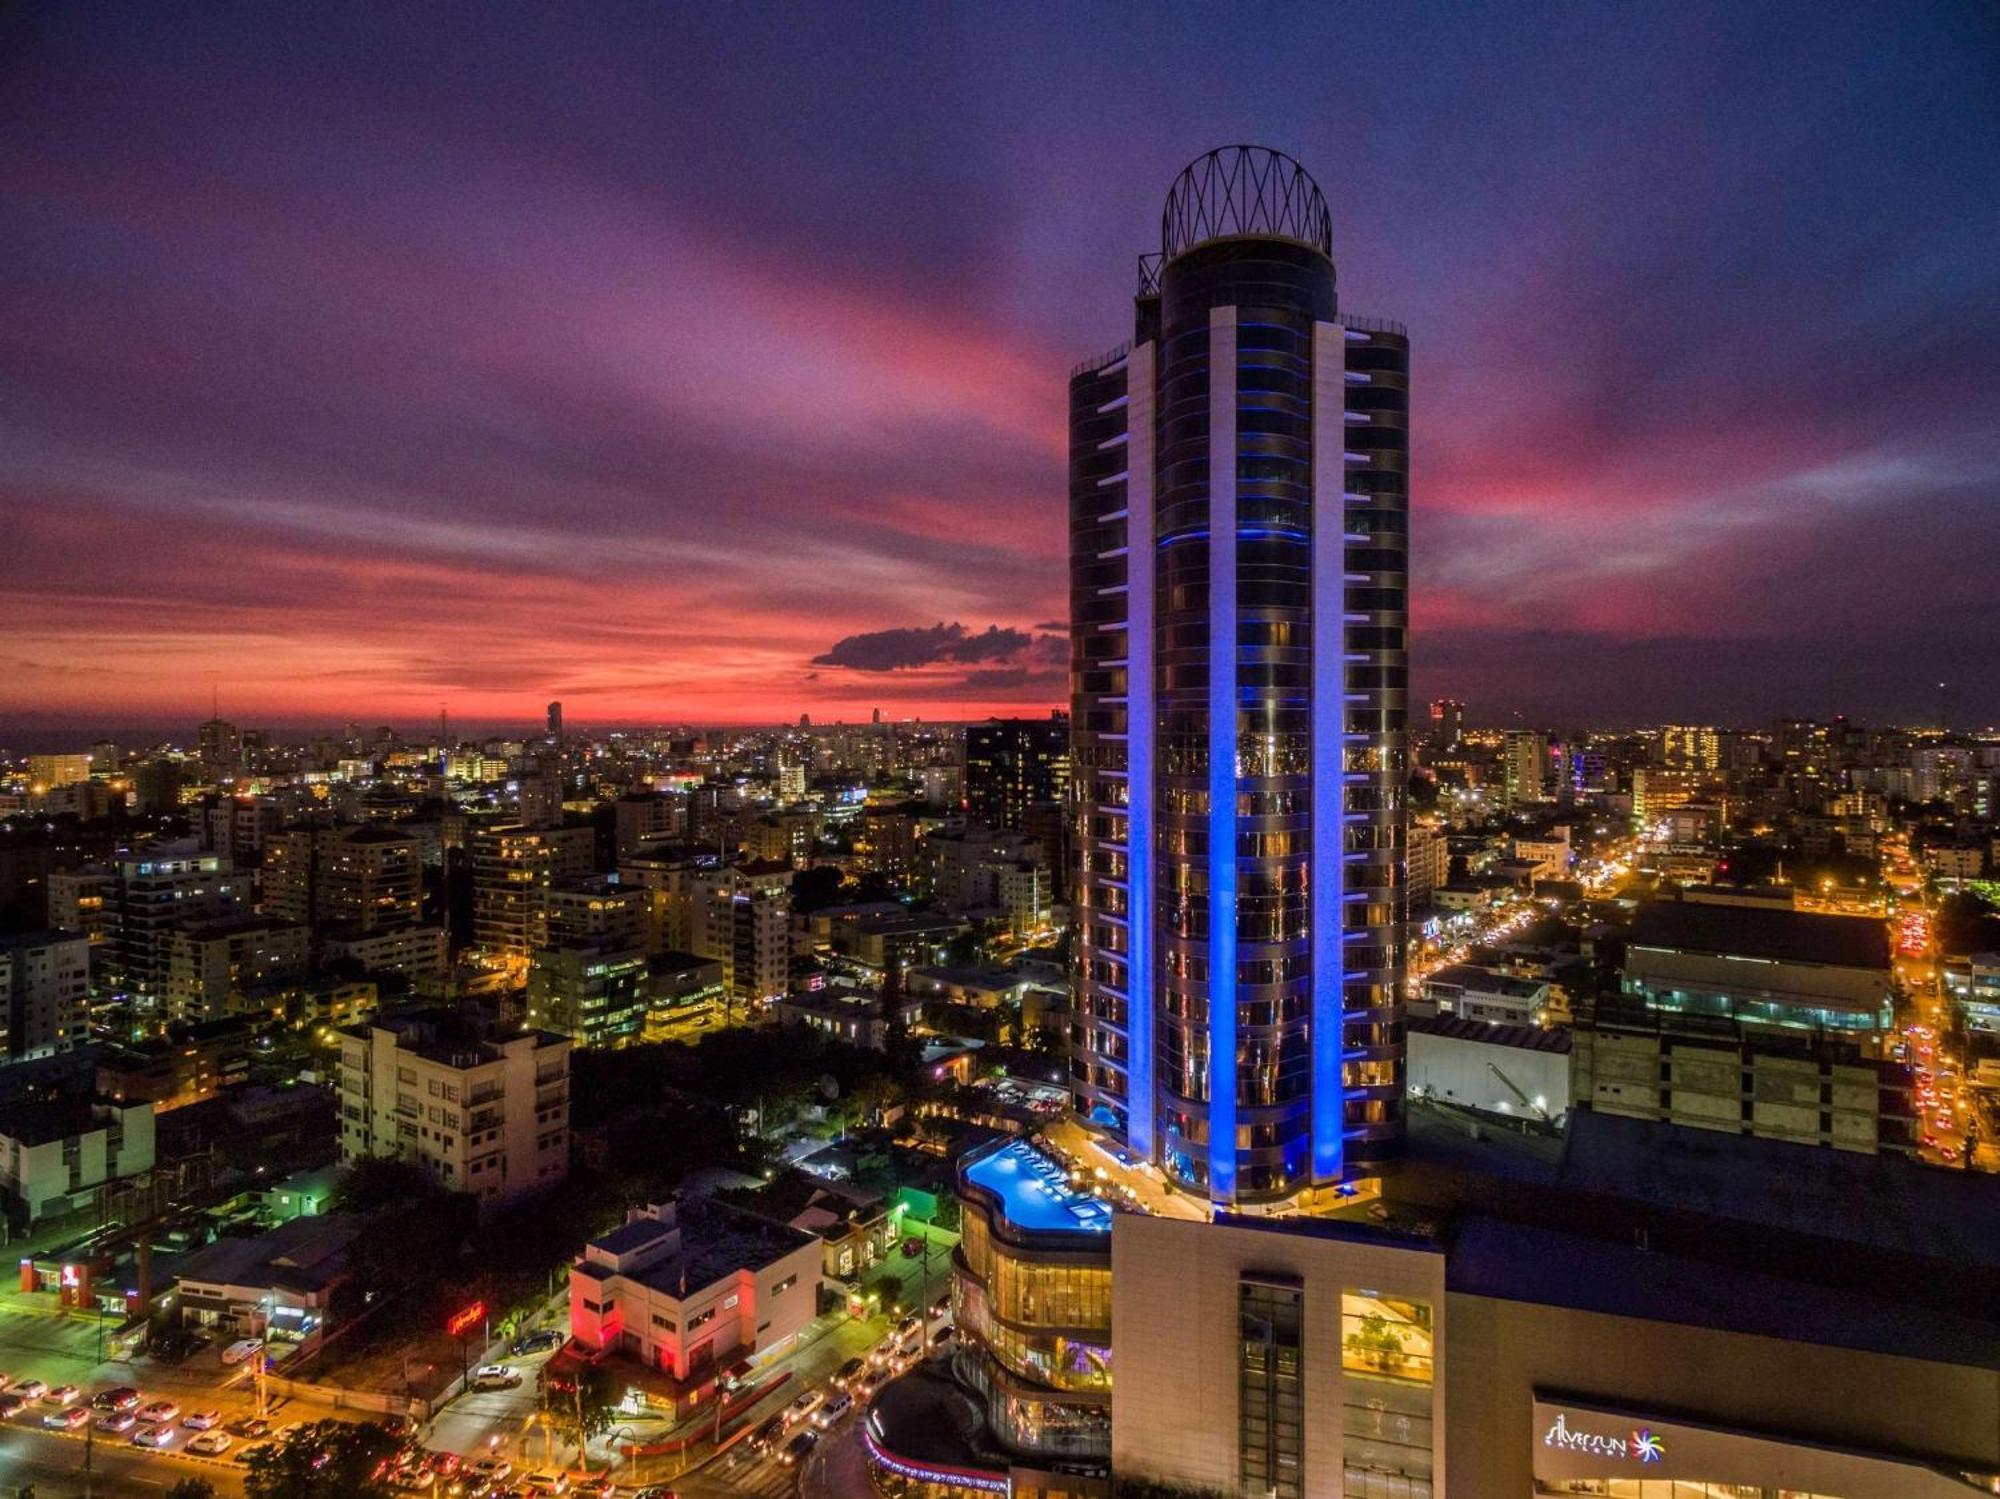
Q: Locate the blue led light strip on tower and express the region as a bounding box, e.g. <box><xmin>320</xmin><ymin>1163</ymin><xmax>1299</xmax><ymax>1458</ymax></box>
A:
<box><xmin>1207</xmin><ymin>308</ymin><xmax>1238</xmax><ymax>1204</ymax></box>
<box><xmin>1309</xmin><ymin>320</ymin><xmax>1347</xmax><ymax>1184</ymax></box>
<box><xmin>1127</xmin><ymin>342</ymin><xmax>1156</xmax><ymax>1159</ymax></box>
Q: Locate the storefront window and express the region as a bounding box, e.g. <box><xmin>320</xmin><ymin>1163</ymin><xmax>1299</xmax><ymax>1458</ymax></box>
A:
<box><xmin>1341</xmin><ymin>1290</ymin><xmax>1434</xmax><ymax>1498</ymax></box>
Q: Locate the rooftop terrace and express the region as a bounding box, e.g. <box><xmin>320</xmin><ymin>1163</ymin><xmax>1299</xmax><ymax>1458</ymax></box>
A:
<box><xmin>961</xmin><ymin>1138</ymin><xmax>1112</xmax><ymax>1235</ymax></box>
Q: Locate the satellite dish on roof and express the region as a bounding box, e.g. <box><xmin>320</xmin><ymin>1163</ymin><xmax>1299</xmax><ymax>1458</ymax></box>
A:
<box><xmin>820</xmin><ymin>1074</ymin><xmax>840</xmax><ymax>1101</ymax></box>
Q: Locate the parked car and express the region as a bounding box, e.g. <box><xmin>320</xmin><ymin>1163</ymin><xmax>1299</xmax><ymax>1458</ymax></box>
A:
<box><xmin>183</xmin><ymin>1409</ymin><xmax>223</xmax><ymax>1429</ymax></box>
<box><xmin>94</xmin><ymin>1387</ymin><xmax>142</xmax><ymax>1412</ymax></box>
<box><xmin>136</xmin><ymin>1400</ymin><xmax>181</xmax><ymax>1424</ymax></box>
<box><xmin>187</xmin><ymin>1430</ymin><xmax>234</xmax><ymax>1456</ymax></box>
<box><xmin>781</xmin><ymin>1429</ymin><xmax>819</xmax><ymax>1467</ymax></box>
<box><xmin>237</xmin><ymin>1416</ymin><xmax>273</xmax><ymax>1437</ymax></box>
<box><xmin>470</xmin><ymin>1364</ymin><xmax>522</xmax><ymax>1391</ymax></box>
<box><xmin>222</xmin><ymin>1339</ymin><xmax>264</xmax><ymax>1366</ymax></box>
<box><xmin>12</xmin><ymin>1380</ymin><xmax>47</xmax><ymax>1400</ymax></box>
<box><xmin>510</xmin><ymin>1328</ymin><xmax>564</xmax><ymax>1357</ymax></box>
<box><xmin>132</xmin><ymin>1422</ymin><xmax>177</xmax><ymax>1447</ymax></box>
<box><xmin>464</xmin><ymin>1456</ymin><xmax>514</xmax><ymax>1483</ymax></box>
<box><xmin>43</xmin><ymin>1384</ymin><xmax>80</xmax><ymax>1406</ymax></box>
<box><xmin>0</xmin><ymin>1395</ymin><xmax>26</xmax><ymax>1419</ymax></box>
<box><xmin>98</xmin><ymin>1411</ymin><xmax>139</xmax><ymax>1433</ymax></box>
<box><xmin>518</xmin><ymin>1473</ymin><xmax>570</xmax><ymax>1496</ymax></box>
<box><xmin>43</xmin><ymin>1406</ymin><xmax>90</xmax><ymax>1430</ymax></box>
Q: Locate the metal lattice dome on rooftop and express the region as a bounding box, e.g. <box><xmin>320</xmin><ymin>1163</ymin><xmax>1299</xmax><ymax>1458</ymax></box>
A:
<box><xmin>1160</xmin><ymin>144</ymin><xmax>1333</xmax><ymax>261</ymax></box>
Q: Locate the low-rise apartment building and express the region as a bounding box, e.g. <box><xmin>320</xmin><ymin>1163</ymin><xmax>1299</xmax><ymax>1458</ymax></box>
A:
<box><xmin>0</xmin><ymin>1096</ymin><xmax>156</xmax><ymax>1226</ymax></box>
<box><xmin>569</xmin><ymin>1196</ymin><xmax>821</xmax><ymax>1380</ymax></box>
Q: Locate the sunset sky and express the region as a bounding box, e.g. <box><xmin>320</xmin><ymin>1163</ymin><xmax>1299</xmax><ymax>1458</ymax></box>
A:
<box><xmin>2</xmin><ymin>2</ymin><xmax>1996</xmax><ymax>738</ymax></box>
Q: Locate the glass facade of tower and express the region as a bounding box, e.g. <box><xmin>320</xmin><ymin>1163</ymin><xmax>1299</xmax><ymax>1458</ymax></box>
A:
<box><xmin>1070</xmin><ymin>147</ymin><xmax>1407</xmax><ymax>1205</ymax></box>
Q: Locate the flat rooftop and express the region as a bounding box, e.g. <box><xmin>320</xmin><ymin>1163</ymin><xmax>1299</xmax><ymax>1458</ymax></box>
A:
<box><xmin>1628</xmin><ymin>900</ymin><xmax>1889</xmax><ymax>970</ymax></box>
<box><xmin>576</xmin><ymin>1196</ymin><xmax>818</xmax><ymax>1299</ymax></box>
<box><xmin>1446</xmin><ymin>1214</ymin><xmax>2000</xmax><ymax>1373</ymax></box>
<box><xmin>1410</xmin><ymin>1013</ymin><xmax>1572</xmax><ymax>1054</ymax></box>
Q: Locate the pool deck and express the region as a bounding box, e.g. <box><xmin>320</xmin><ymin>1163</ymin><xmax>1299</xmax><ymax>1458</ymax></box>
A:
<box><xmin>962</xmin><ymin>1138</ymin><xmax>1115</xmax><ymax>1234</ymax></box>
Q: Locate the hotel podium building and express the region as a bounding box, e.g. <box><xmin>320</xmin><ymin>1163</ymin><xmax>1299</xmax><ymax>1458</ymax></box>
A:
<box><xmin>1071</xmin><ymin>146</ymin><xmax>1409</xmax><ymax>1203</ymax></box>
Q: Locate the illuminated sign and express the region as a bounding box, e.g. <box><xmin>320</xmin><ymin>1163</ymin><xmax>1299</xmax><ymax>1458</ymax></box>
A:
<box><xmin>1544</xmin><ymin>1412</ymin><xmax>1666</xmax><ymax>1464</ymax></box>
<box><xmin>446</xmin><ymin>1302</ymin><xmax>486</xmax><ymax>1338</ymax></box>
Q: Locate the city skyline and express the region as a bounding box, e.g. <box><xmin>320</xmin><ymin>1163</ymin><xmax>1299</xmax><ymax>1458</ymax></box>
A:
<box><xmin>4</xmin><ymin>3</ymin><xmax>1998</xmax><ymax>734</ymax></box>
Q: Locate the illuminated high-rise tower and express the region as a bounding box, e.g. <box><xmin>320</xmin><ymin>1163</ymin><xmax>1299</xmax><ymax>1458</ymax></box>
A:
<box><xmin>1069</xmin><ymin>147</ymin><xmax>1409</xmax><ymax>1204</ymax></box>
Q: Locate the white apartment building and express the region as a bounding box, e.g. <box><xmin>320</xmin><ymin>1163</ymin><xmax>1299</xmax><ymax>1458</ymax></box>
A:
<box><xmin>0</xmin><ymin>1097</ymin><xmax>155</xmax><ymax>1225</ymax></box>
<box><xmin>693</xmin><ymin>864</ymin><xmax>791</xmax><ymax>1010</ymax></box>
<box><xmin>0</xmin><ymin>930</ymin><xmax>91</xmax><ymax>1059</ymax></box>
<box><xmin>337</xmin><ymin>1011</ymin><xmax>570</xmax><ymax>1212</ymax></box>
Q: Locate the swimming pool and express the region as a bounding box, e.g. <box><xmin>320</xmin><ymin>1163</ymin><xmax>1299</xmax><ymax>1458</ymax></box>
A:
<box><xmin>963</xmin><ymin>1139</ymin><xmax>1114</xmax><ymax>1234</ymax></box>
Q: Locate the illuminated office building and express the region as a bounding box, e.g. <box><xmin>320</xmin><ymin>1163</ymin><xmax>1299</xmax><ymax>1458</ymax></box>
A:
<box><xmin>1070</xmin><ymin>147</ymin><xmax>1408</xmax><ymax>1204</ymax></box>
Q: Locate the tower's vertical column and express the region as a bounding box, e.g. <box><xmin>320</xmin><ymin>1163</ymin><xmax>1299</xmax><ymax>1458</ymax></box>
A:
<box><xmin>1309</xmin><ymin>319</ymin><xmax>1347</xmax><ymax>1186</ymax></box>
<box><xmin>1127</xmin><ymin>340</ymin><xmax>1158</xmax><ymax>1161</ymax></box>
<box><xmin>1206</xmin><ymin>306</ymin><xmax>1238</xmax><ymax>1204</ymax></box>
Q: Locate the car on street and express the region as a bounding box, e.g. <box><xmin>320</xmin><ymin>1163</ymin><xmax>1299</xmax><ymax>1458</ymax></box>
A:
<box><xmin>428</xmin><ymin>1451</ymin><xmax>462</xmax><ymax>1476</ymax></box>
<box><xmin>634</xmin><ymin>1489</ymin><xmax>680</xmax><ymax>1499</ymax></box>
<box><xmin>446</xmin><ymin>1477</ymin><xmax>494</xmax><ymax>1499</ymax></box>
<box><xmin>930</xmin><ymin>1325</ymin><xmax>955</xmax><ymax>1351</ymax></box>
<box><xmin>390</xmin><ymin>1467</ymin><xmax>435</xmax><ymax>1493</ymax></box>
<box><xmin>137</xmin><ymin>1400</ymin><xmax>181</xmax><ymax>1423</ymax></box>
<box><xmin>835</xmin><ymin>1356</ymin><xmax>867</xmax><ymax>1388</ymax></box>
<box><xmin>43</xmin><ymin>1405</ymin><xmax>90</xmax><ymax>1430</ymax></box>
<box><xmin>787</xmin><ymin>1388</ymin><xmax>825</xmax><ymax>1424</ymax></box>
<box><xmin>748</xmin><ymin>1414</ymin><xmax>786</xmax><ymax>1452</ymax></box>
<box><xmin>518</xmin><ymin>1472</ymin><xmax>570</xmax><ymax>1495</ymax></box>
<box><xmin>896</xmin><ymin>1314</ymin><xmax>922</xmax><ymax>1339</ymax></box>
<box><xmin>98</xmin><ymin>1410</ymin><xmax>138</xmax><ymax>1432</ymax></box>
<box><xmin>470</xmin><ymin>1363</ymin><xmax>522</xmax><ymax>1390</ymax></box>
<box><xmin>188</xmin><ymin>1430</ymin><xmax>234</xmax><ymax>1455</ymax></box>
<box><xmin>223</xmin><ymin>1338</ymin><xmax>265</xmax><ymax>1365</ymax></box>
<box><xmin>929</xmin><ymin>1294</ymin><xmax>951</xmax><ymax>1319</ymax></box>
<box><xmin>132</xmin><ymin>1422</ymin><xmax>177</xmax><ymax>1447</ymax></box>
<box><xmin>901</xmin><ymin>1236</ymin><xmax>925</xmax><ymax>1258</ymax></box>
<box><xmin>464</xmin><ymin>1456</ymin><xmax>514</xmax><ymax>1483</ymax></box>
<box><xmin>813</xmin><ymin>1391</ymin><xmax>853</xmax><ymax>1428</ymax></box>
<box><xmin>781</xmin><ymin>1429</ymin><xmax>819</xmax><ymax>1466</ymax></box>
<box><xmin>511</xmin><ymin>1328</ymin><xmax>564</xmax><ymax>1356</ymax></box>
<box><xmin>13</xmin><ymin>1380</ymin><xmax>47</xmax><ymax>1400</ymax></box>
<box><xmin>0</xmin><ymin>1395</ymin><xmax>26</xmax><ymax>1419</ymax></box>
<box><xmin>861</xmin><ymin>1365</ymin><xmax>891</xmax><ymax>1394</ymax></box>
<box><xmin>43</xmin><ymin>1384</ymin><xmax>80</xmax><ymax>1405</ymax></box>
<box><xmin>94</xmin><ymin>1387</ymin><xmax>142</xmax><ymax>1412</ymax></box>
